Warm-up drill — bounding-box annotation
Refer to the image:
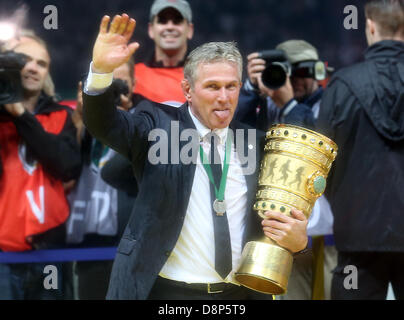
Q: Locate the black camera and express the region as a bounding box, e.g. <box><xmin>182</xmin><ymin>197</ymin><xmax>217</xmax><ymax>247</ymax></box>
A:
<box><xmin>258</xmin><ymin>50</ymin><xmax>327</xmax><ymax>90</ymax></box>
<box><xmin>111</xmin><ymin>78</ymin><xmax>129</xmax><ymax>107</ymax></box>
<box><xmin>258</xmin><ymin>50</ymin><xmax>291</xmax><ymax>90</ymax></box>
<box><xmin>0</xmin><ymin>51</ymin><xmax>27</xmax><ymax>105</ymax></box>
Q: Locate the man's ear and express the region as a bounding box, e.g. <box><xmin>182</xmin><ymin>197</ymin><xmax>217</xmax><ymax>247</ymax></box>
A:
<box><xmin>366</xmin><ymin>18</ymin><xmax>376</xmax><ymax>36</ymax></box>
<box><xmin>148</xmin><ymin>22</ymin><xmax>155</xmax><ymax>40</ymax></box>
<box><xmin>187</xmin><ymin>23</ymin><xmax>194</xmax><ymax>40</ymax></box>
<box><xmin>181</xmin><ymin>79</ymin><xmax>192</xmax><ymax>103</ymax></box>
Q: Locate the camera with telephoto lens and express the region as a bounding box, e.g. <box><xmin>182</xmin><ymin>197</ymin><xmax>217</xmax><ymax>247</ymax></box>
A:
<box><xmin>0</xmin><ymin>51</ymin><xmax>27</xmax><ymax>105</ymax></box>
<box><xmin>258</xmin><ymin>49</ymin><xmax>327</xmax><ymax>90</ymax></box>
<box><xmin>111</xmin><ymin>78</ymin><xmax>129</xmax><ymax>107</ymax></box>
<box><xmin>258</xmin><ymin>50</ymin><xmax>291</xmax><ymax>90</ymax></box>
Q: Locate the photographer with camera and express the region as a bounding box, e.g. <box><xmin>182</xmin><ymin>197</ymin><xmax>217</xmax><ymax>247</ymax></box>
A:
<box><xmin>235</xmin><ymin>40</ymin><xmax>336</xmax><ymax>300</ymax></box>
<box><xmin>235</xmin><ymin>40</ymin><xmax>332</xmax><ymax>131</ymax></box>
<box><xmin>0</xmin><ymin>33</ymin><xmax>81</xmax><ymax>299</ymax></box>
<box><xmin>66</xmin><ymin>56</ymin><xmax>147</xmax><ymax>299</ymax></box>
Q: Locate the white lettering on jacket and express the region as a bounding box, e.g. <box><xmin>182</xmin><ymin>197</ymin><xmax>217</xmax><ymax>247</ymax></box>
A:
<box><xmin>26</xmin><ymin>186</ymin><xmax>45</xmax><ymax>224</ymax></box>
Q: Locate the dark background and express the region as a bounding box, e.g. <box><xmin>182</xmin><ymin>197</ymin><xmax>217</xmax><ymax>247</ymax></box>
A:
<box><xmin>0</xmin><ymin>0</ymin><xmax>368</xmax><ymax>99</ymax></box>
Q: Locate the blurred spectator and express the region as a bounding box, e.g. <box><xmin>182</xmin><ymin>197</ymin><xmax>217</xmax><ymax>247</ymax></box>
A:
<box><xmin>0</xmin><ymin>32</ymin><xmax>81</xmax><ymax>299</ymax></box>
<box><xmin>66</xmin><ymin>57</ymin><xmax>145</xmax><ymax>299</ymax></box>
<box><xmin>317</xmin><ymin>0</ymin><xmax>404</xmax><ymax>300</ymax></box>
<box><xmin>133</xmin><ymin>0</ymin><xmax>194</xmax><ymax>106</ymax></box>
<box><xmin>235</xmin><ymin>40</ymin><xmax>337</xmax><ymax>300</ymax></box>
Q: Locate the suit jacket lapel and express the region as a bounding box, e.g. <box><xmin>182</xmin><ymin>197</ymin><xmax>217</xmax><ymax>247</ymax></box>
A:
<box><xmin>177</xmin><ymin>103</ymin><xmax>198</xmax><ymax>218</ymax></box>
<box><xmin>229</xmin><ymin>120</ymin><xmax>262</xmax><ymax>245</ymax></box>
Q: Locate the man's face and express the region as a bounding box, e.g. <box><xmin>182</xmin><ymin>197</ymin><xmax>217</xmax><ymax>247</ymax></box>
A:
<box><xmin>13</xmin><ymin>38</ymin><xmax>50</xmax><ymax>95</ymax></box>
<box><xmin>183</xmin><ymin>61</ymin><xmax>241</xmax><ymax>130</ymax></box>
<box><xmin>290</xmin><ymin>76</ymin><xmax>318</xmax><ymax>102</ymax></box>
<box><xmin>148</xmin><ymin>7</ymin><xmax>194</xmax><ymax>53</ymax></box>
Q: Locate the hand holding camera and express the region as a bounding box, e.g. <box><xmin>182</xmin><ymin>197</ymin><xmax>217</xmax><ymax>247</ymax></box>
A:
<box><xmin>247</xmin><ymin>50</ymin><xmax>294</xmax><ymax>108</ymax></box>
<box><xmin>257</xmin><ymin>72</ymin><xmax>294</xmax><ymax>108</ymax></box>
<box><xmin>246</xmin><ymin>52</ymin><xmax>266</xmax><ymax>88</ymax></box>
<box><xmin>247</xmin><ymin>48</ymin><xmax>328</xmax><ymax>108</ymax></box>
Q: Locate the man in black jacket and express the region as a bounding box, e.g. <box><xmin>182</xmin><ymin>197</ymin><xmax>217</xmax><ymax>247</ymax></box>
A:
<box><xmin>83</xmin><ymin>14</ymin><xmax>308</xmax><ymax>300</ymax></box>
<box><xmin>317</xmin><ymin>0</ymin><xmax>404</xmax><ymax>300</ymax></box>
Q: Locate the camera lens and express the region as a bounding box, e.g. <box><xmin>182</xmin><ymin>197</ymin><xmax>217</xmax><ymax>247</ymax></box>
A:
<box><xmin>261</xmin><ymin>63</ymin><xmax>287</xmax><ymax>90</ymax></box>
<box><xmin>0</xmin><ymin>75</ymin><xmax>12</xmax><ymax>103</ymax></box>
<box><xmin>0</xmin><ymin>77</ymin><xmax>7</xmax><ymax>92</ymax></box>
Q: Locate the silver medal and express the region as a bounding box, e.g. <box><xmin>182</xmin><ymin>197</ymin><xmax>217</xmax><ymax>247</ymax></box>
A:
<box><xmin>213</xmin><ymin>199</ymin><xmax>226</xmax><ymax>216</ymax></box>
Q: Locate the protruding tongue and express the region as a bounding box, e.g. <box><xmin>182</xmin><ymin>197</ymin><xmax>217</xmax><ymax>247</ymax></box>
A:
<box><xmin>214</xmin><ymin>109</ymin><xmax>230</xmax><ymax>120</ymax></box>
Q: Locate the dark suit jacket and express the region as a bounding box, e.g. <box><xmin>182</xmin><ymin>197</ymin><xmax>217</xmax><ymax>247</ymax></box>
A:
<box><xmin>83</xmin><ymin>86</ymin><xmax>265</xmax><ymax>300</ymax></box>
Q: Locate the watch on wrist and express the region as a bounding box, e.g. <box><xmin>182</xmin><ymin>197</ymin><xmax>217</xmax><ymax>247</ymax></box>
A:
<box><xmin>293</xmin><ymin>246</ymin><xmax>309</xmax><ymax>257</ymax></box>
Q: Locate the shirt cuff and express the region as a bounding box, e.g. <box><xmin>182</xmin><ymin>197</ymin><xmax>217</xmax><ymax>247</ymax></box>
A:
<box><xmin>243</xmin><ymin>79</ymin><xmax>260</xmax><ymax>93</ymax></box>
<box><xmin>84</xmin><ymin>62</ymin><xmax>113</xmax><ymax>94</ymax></box>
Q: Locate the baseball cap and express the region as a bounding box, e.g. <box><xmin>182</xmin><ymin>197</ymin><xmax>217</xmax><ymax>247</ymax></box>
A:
<box><xmin>150</xmin><ymin>0</ymin><xmax>192</xmax><ymax>23</ymax></box>
<box><xmin>276</xmin><ymin>40</ymin><xmax>334</xmax><ymax>72</ymax></box>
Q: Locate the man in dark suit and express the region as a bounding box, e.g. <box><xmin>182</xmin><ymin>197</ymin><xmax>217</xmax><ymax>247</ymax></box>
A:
<box><xmin>83</xmin><ymin>14</ymin><xmax>308</xmax><ymax>300</ymax></box>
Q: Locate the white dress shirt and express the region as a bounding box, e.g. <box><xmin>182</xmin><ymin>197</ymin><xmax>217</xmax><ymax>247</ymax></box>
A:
<box><xmin>159</xmin><ymin>108</ymin><xmax>248</xmax><ymax>284</ymax></box>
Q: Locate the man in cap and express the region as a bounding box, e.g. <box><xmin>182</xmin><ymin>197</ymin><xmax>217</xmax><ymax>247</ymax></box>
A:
<box><xmin>235</xmin><ymin>40</ymin><xmax>337</xmax><ymax>300</ymax></box>
<box><xmin>133</xmin><ymin>0</ymin><xmax>194</xmax><ymax>106</ymax></box>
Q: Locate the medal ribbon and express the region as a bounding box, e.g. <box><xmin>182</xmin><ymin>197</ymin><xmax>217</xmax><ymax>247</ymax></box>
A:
<box><xmin>199</xmin><ymin>133</ymin><xmax>231</xmax><ymax>202</ymax></box>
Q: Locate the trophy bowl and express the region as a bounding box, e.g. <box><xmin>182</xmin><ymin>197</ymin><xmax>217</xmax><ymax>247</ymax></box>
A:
<box><xmin>235</xmin><ymin>124</ymin><xmax>338</xmax><ymax>295</ymax></box>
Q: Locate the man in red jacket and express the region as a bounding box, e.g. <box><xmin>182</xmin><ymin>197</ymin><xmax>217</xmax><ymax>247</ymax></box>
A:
<box><xmin>133</xmin><ymin>0</ymin><xmax>194</xmax><ymax>106</ymax></box>
<box><xmin>0</xmin><ymin>33</ymin><xmax>81</xmax><ymax>299</ymax></box>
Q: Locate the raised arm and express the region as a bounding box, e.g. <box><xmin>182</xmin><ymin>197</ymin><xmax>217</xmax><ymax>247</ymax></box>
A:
<box><xmin>83</xmin><ymin>14</ymin><xmax>152</xmax><ymax>159</ymax></box>
<box><xmin>92</xmin><ymin>14</ymin><xmax>139</xmax><ymax>74</ymax></box>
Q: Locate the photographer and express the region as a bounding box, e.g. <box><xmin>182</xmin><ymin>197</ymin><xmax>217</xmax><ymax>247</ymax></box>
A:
<box><xmin>0</xmin><ymin>33</ymin><xmax>81</xmax><ymax>299</ymax></box>
<box><xmin>235</xmin><ymin>40</ymin><xmax>332</xmax><ymax>131</ymax></box>
<box><xmin>235</xmin><ymin>40</ymin><xmax>336</xmax><ymax>300</ymax></box>
<box><xmin>66</xmin><ymin>56</ymin><xmax>146</xmax><ymax>299</ymax></box>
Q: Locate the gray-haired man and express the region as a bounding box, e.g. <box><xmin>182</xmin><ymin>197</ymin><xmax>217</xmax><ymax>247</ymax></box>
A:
<box><xmin>83</xmin><ymin>14</ymin><xmax>308</xmax><ymax>300</ymax></box>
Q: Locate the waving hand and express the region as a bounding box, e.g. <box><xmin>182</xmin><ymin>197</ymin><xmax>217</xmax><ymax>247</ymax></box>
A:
<box><xmin>92</xmin><ymin>14</ymin><xmax>139</xmax><ymax>73</ymax></box>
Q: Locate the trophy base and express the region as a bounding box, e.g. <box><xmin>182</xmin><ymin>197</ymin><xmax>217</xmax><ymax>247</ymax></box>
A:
<box><xmin>234</xmin><ymin>238</ymin><xmax>293</xmax><ymax>295</ymax></box>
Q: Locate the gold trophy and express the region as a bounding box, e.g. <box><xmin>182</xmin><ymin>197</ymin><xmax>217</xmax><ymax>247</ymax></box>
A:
<box><xmin>235</xmin><ymin>124</ymin><xmax>338</xmax><ymax>295</ymax></box>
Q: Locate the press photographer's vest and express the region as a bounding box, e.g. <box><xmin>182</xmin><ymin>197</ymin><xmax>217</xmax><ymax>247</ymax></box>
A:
<box><xmin>133</xmin><ymin>63</ymin><xmax>185</xmax><ymax>107</ymax></box>
<box><xmin>0</xmin><ymin>110</ymin><xmax>70</xmax><ymax>252</ymax></box>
